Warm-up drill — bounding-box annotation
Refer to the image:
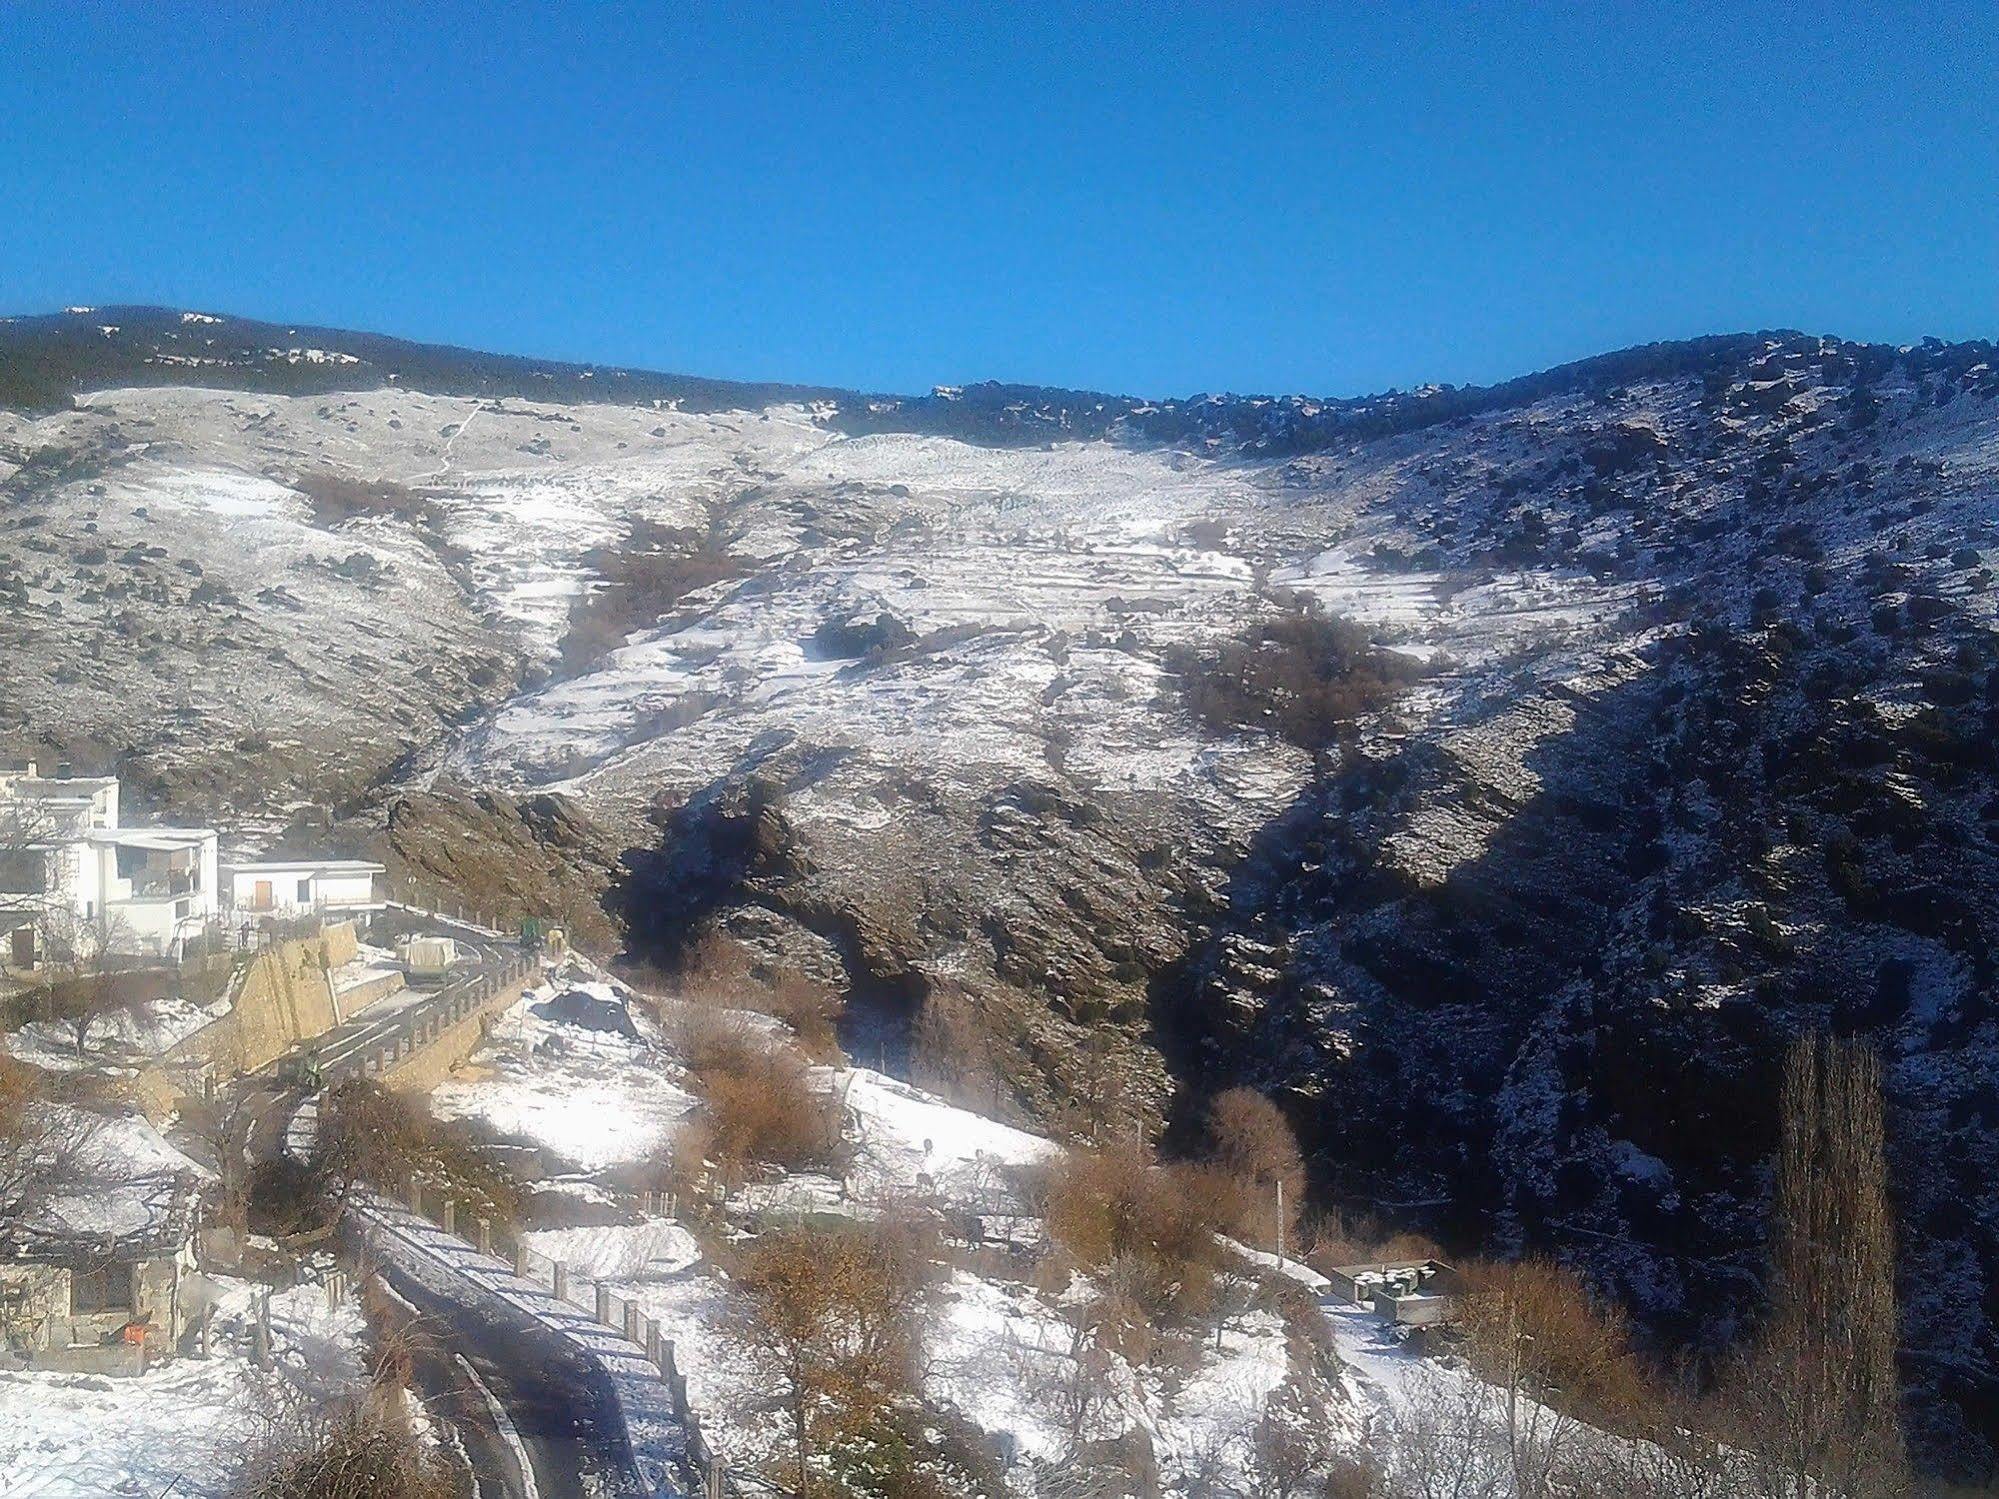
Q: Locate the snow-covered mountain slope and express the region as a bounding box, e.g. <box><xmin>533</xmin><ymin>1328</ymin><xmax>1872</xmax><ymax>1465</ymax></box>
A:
<box><xmin>6</xmin><ymin>319</ymin><xmax>1999</xmax><ymax>1470</ymax></box>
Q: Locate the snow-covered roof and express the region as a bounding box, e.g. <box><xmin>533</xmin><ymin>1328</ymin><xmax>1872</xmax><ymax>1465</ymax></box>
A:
<box><xmin>0</xmin><ymin>1108</ymin><xmax>209</xmax><ymax>1263</ymax></box>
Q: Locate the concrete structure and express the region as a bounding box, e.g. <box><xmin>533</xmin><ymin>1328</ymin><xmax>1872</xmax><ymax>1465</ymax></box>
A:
<box><xmin>1327</xmin><ymin>1258</ymin><xmax>1465</xmax><ymax>1328</ymax></box>
<box><xmin>0</xmin><ymin>1109</ymin><xmax>207</xmax><ymax>1373</ymax></box>
<box><xmin>220</xmin><ymin>857</ymin><xmax>384</xmax><ymax>920</ymax></box>
<box><xmin>0</xmin><ymin>761</ymin><xmax>218</xmax><ymax>968</ymax></box>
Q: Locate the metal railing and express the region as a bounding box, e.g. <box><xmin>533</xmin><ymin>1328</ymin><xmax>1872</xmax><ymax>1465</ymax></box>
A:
<box><xmin>392</xmin><ymin>1174</ymin><xmax>750</xmax><ymax>1498</ymax></box>
<box><xmin>318</xmin><ymin>953</ymin><xmax>534</xmax><ymax>1087</ymax></box>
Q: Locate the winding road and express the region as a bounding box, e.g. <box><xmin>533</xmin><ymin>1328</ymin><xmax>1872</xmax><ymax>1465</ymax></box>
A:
<box><xmin>234</xmin><ymin>920</ymin><xmax>646</xmax><ymax>1498</ymax></box>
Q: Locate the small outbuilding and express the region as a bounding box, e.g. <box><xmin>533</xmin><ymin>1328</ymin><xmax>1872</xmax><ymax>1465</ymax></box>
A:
<box><xmin>1327</xmin><ymin>1257</ymin><xmax>1465</xmax><ymax>1327</ymax></box>
<box><xmin>221</xmin><ymin>858</ymin><xmax>385</xmax><ymax>919</ymax></box>
<box><xmin>0</xmin><ymin>1108</ymin><xmax>209</xmax><ymax>1373</ymax></box>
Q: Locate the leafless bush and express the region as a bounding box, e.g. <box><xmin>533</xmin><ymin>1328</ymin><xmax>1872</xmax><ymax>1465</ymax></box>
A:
<box><xmin>1205</xmin><ymin>1086</ymin><xmax>1306</xmax><ymax>1253</ymax></box>
<box><xmin>294</xmin><ymin>472</ymin><xmax>434</xmax><ymax>530</ymax></box>
<box><xmin>910</xmin><ymin>980</ymin><xmax>1013</xmax><ymax>1118</ymax></box>
<box><xmin>314</xmin><ymin>1079</ymin><xmax>523</xmax><ymax>1228</ymax></box>
<box><xmin>695</xmin><ymin>1037</ymin><xmax>843</xmax><ymax>1181</ymax></box>
<box><xmin>1304</xmin><ymin>1206</ymin><xmax>1444</xmax><ymax>1272</ymax></box>
<box><xmin>1459</xmin><ymin>1257</ymin><xmax>1648</xmax><ymax>1496</ymax></box>
<box><xmin>1039</xmin><ymin>1138</ymin><xmax>1234</xmax><ymax>1332</ymax></box>
<box><xmin>1377</xmin><ymin>1361</ymin><xmax>1508</xmax><ymax>1499</ymax></box>
<box><xmin>1176</xmin><ymin>601</ymin><xmax>1425</xmax><ymax>776</ymax></box>
<box><xmin>670</xmin><ymin>1002</ymin><xmax>767</xmax><ymax>1074</ymax></box>
<box><xmin>668</xmin><ymin>930</ymin><xmax>845</xmax><ymax>1061</ymax></box>
<box><xmin>234</xmin><ymin>1385</ymin><xmax>452</xmax><ymax>1499</ymax></box>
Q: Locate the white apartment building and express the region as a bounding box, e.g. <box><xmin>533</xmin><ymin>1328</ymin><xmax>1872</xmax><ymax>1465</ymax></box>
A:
<box><xmin>0</xmin><ymin>762</ymin><xmax>219</xmax><ymax>968</ymax></box>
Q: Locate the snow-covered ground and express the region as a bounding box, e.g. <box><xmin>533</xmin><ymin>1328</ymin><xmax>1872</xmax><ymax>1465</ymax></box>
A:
<box><xmin>429</xmin><ymin>977</ymin><xmax>696</xmax><ymax>1175</ymax></box>
<box><xmin>5</xmin><ymin>994</ymin><xmax>223</xmax><ymax>1074</ymax></box>
<box><xmin>420</xmin><ymin>959</ymin><xmax>1555</xmax><ymax>1494</ymax></box>
<box><xmin>0</xmin><ymin>1273</ymin><xmax>367</xmax><ymax>1499</ymax></box>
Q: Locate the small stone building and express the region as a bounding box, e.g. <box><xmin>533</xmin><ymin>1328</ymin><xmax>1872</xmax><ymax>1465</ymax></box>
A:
<box><xmin>1327</xmin><ymin>1257</ymin><xmax>1466</xmax><ymax>1327</ymax></box>
<box><xmin>0</xmin><ymin>1108</ymin><xmax>207</xmax><ymax>1373</ymax></box>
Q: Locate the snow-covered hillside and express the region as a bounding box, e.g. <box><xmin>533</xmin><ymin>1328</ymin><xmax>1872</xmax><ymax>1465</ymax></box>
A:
<box><xmin>7</xmin><ymin>323</ymin><xmax>1999</xmax><ymax>1469</ymax></box>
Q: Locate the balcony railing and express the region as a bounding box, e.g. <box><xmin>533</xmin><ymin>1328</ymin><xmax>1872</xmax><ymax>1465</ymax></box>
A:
<box><xmin>126</xmin><ymin>870</ymin><xmax>200</xmax><ymax>900</ymax></box>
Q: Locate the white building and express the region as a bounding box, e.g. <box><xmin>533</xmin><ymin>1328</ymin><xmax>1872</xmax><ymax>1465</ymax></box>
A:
<box><xmin>0</xmin><ymin>762</ymin><xmax>219</xmax><ymax>968</ymax></box>
<box><xmin>220</xmin><ymin>858</ymin><xmax>384</xmax><ymax>918</ymax></box>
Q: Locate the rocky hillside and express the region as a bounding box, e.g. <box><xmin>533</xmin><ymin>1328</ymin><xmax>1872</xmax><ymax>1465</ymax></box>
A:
<box><xmin>4</xmin><ymin>310</ymin><xmax>1998</xmax><ymax>1470</ymax></box>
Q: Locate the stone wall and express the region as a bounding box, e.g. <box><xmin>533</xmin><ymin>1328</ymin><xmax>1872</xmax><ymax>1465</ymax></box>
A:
<box><xmin>380</xmin><ymin>966</ymin><xmax>530</xmax><ymax>1094</ymax></box>
<box><xmin>172</xmin><ymin>922</ymin><xmax>362</xmax><ymax>1080</ymax></box>
<box><xmin>0</xmin><ymin>1263</ymin><xmax>66</xmax><ymax>1359</ymax></box>
<box><xmin>0</xmin><ymin>1247</ymin><xmax>187</xmax><ymax>1372</ymax></box>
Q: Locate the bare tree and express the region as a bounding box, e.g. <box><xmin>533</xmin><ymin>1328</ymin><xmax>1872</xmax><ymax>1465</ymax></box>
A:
<box><xmin>728</xmin><ymin>1217</ymin><xmax>932</xmax><ymax>1495</ymax></box>
<box><xmin>35</xmin><ymin>908</ymin><xmax>146</xmax><ymax>1059</ymax></box>
<box><xmin>1380</xmin><ymin>1362</ymin><xmax>1508</xmax><ymax>1499</ymax></box>
<box><xmin>175</xmin><ymin>1033</ymin><xmax>261</xmax><ymax>1243</ymax></box>
<box><xmin>1043</xmin><ymin>1300</ymin><xmax>1124</xmax><ymax>1459</ymax></box>
<box><xmin>1207</xmin><ymin>1086</ymin><xmax>1307</xmax><ymax>1256</ymax></box>
<box><xmin>0</xmin><ymin>1059</ymin><xmax>90</xmax><ymax>1217</ymax></box>
<box><xmin>1459</xmin><ymin>1257</ymin><xmax>1644</xmax><ymax>1499</ymax></box>
<box><xmin>1736</xmin><ymin>1032</ymin><xmax>1907</xmax><ymax>1498</ymax></box>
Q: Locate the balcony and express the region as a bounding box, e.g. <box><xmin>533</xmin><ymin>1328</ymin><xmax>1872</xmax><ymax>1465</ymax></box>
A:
<box><xmin>126</xmin><ymin>869</ymin><xmax>200</xmax><ymax>901</ymax></box>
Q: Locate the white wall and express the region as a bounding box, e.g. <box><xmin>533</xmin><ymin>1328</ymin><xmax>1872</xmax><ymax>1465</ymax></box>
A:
<box><xmin>313</xmin><ymin>870</ymin><xmax>378</xmax><ymax>908</ymax></box>
<box><xmin>224</xmin><ymin>866</ymin><xmax>379</xmax><ymax>914</ymax></box>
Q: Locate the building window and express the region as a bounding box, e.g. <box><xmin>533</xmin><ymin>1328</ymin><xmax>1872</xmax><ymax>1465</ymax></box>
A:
<box><xmin>297</xmin><ymin>878</ymin><xmax>313</xmax><ymax>903</ymax></box>
<box><xmin>70</xmin><ymin>1263</ymin><xmax>134</xmax><ymax>1314</ymax></box>
<box><xmin>0</xmin><ymin>852</ymin><xmax>44</xmax><ymax>895</ymax></box>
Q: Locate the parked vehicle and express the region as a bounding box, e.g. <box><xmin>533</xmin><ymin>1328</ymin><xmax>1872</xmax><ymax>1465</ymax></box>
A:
<box><xmin>400</xmin><ymin>935</ymin><xmax>462</xmax><ymax>986</ymax></box>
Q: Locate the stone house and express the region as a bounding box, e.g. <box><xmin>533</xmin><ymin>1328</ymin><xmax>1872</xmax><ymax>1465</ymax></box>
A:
<box><xmin>0</xmin><ymin>1107</ymin><xmax>208</xmax><ymax>1373</ymax></box>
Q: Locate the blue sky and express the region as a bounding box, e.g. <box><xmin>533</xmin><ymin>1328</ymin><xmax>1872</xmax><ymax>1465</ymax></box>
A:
<box><xmin>2</xmin><ymin>3</ymin><xmax>1993</xmax><ymax>398</ymax></box>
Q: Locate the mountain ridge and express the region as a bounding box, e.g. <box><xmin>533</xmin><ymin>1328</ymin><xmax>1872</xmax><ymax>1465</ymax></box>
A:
<box><xmin>10</xmin><ymin>303</ymin><xmax>1992</xmax><ymax>453</ymax></box>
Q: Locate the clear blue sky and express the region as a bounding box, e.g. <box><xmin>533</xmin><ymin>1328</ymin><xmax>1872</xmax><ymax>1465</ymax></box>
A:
<box><xmin>2</xmin><ymin>3</ymin><xmax>1993</xmax><ymax>398</ymax></box>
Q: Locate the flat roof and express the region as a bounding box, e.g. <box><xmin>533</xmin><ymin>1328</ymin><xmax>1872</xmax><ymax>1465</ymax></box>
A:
<box><xmin>90</xmin><ymin>828</ymin><xmax>216</xmax><ymax>849</ymax></box>
<box><xmin>222</xmin><ymin>859</ymin><xmax>385</xmax><ymax>875</ymax></box>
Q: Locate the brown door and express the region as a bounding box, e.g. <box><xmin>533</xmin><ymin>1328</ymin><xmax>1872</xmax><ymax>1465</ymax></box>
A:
<box><xmin>9</xmin><ymin>926</ymin><xmax>32</xmax><ymax>967</ymax></box>
<box><xmin>253</xmin><ymin>880</ymin><xmax>273</xmax><ymax>911</ymax></box>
